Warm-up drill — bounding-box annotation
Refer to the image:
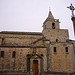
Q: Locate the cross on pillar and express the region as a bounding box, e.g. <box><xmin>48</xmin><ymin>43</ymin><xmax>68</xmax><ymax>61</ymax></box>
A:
<box><xmin>67</xmin><ymin>4</ymin><xmax>75</xmax><ymax>17</ymax></box>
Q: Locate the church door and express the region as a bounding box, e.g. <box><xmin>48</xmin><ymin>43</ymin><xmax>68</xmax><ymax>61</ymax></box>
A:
<box><xmin>33</xmin><ymin>60</ymin><xmax>38</xmax><ymax>75</ymax></box>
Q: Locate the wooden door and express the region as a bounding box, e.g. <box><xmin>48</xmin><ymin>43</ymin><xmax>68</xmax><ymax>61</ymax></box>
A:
<box><xmin>33</xmin><ymin>60</ymin><xmax>38</xmax><ymax>75</ymax></box>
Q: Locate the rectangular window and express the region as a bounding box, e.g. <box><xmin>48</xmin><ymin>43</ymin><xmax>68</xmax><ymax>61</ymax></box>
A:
<box><xmin>12</xmin><ymin>51</ymin><xmax>16</xmax><ymax>58</ymax></box>
<box><xmin>54</xmin><ymin>47</ymin><xmax>56</xmax><ymax>52</ymax></box>
<box><xmin>1</xmin><ymin>51</ymin><xmax>4</xmax><ymax>58</ymax></box>
<box><xmin>65</xmin><ymin>47</ymin><xmax>68</xmax><ymax>52</ymax></box>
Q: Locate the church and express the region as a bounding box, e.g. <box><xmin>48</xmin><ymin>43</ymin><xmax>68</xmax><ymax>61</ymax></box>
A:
<box><xmin>0</xmin><ymin>11</ymin><xmax>75</xmax><ymax>75</ymax></box>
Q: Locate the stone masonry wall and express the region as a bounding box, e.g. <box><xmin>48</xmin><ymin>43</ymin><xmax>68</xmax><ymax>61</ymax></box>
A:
<box><xmin>42</xmin><ymin>29</ymin><xmax>69</xmax><ymax>42</ymax></box>
<box><xmin>0</xmin><ymin>47</ymin><xmax>47</xmax><ymax>72</ymax></box>
<box><xmin>0</xmin><ymin>33</ymin><xmax>43</xmax><ymax>45</ymax></box>
<box><xmin>48</xmin><ymin>43</ymin><xmax>74</xmax><ymax>72</ymax></box>
<box><xmin>43</xmin><ymin>20</ymin><xmax>60</xmax><ymax>29</ymax></box>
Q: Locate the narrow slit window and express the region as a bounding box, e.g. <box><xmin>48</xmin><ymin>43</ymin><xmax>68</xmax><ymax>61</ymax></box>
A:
<box><xmin>12</xmin><ymin>51</ymin><xmax>16</xmax><ymax>58</ymax></box>
<box><xmin>65</xmin><ymin>47</ymin><xmax>68</xmax><ymax>52</ymax></box>
<box><xmin>45</xmin><ymin>25</ymin><xmax>46</xmax><ymax>29</ymax></box>
<box><xmin>54</xmin><ymin>47</ymin><xmax>56</xmax><ymax>52</ymax></box>
<box><xmin>1</xmin><ymin>51</ymin><xmax>4</xmax><ymax>58</ymax></box>
<box><xmin>1</xmin><ymin>38</ymin><xmax>5</xmax><ymax>45</ymax></box>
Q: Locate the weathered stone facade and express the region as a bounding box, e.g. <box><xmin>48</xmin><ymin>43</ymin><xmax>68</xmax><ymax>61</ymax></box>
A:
<box><xmin>0</xmin><ymin>11</ymin><xmax>75</xmax><ymax>75</ymax></box>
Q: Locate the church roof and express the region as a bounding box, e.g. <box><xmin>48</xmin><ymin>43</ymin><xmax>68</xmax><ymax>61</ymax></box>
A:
<box><xmin>43</xmin><ymin>11</ymin><xmax>55</xmax><ymax>24</ymax></box>
<box><xmin>48</xmin><ymin>11</ymin><xmax>54</xmax><ymax>19</ymax></box>
<box><xmin>43</xmin><ymin>11</ymin><xmax>59</xmax><ymax>24</ymax></box>
<box><xmin>0</xmin><ymin>31</ymin><xmax>42</xmax><ymax>35</ymax></box>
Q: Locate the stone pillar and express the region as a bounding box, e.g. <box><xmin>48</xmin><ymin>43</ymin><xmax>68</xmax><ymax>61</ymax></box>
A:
<box><xmin>71</xmin><ymin>17</ymin><xmax>75</xmax><ymax>36</ymax></box>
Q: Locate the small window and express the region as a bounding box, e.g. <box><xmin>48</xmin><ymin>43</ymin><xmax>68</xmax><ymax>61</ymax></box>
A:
<box><xmin>12</xmin><ymin>51</ymin><xmax>16</xmax><ymax>58</ymax></box>
<box><xmin>56</xmin><ymin>39</ymin><xmax>58</xmax><ymax>42</ymax></box>
<box><xmin>1</xmin><ymin>38</ymin><xmax>5</xmax><ymax>45</ymax></box>
<box><xmin>54</xmin><ymin>47</ymin><xmax>56</xmax><ymax>52</ymax></box>
<box><xmin>45</xmin><ymin>25</ymin><xmax>46</xmax><ymax>29</ymax></box>
<box><xmin>52</xmin><ymin>23</ymin><xmax>55</xmax><ymax>29</ymax></box>
<box><xmin>1</xmin><ymin>51</ymin><xmax>4</xmax><ymax>58</ymax></box>
<box><xmin>65</xmin><ymin>47</ymin><xmax>68</xmax><ymax>52</ymax></box>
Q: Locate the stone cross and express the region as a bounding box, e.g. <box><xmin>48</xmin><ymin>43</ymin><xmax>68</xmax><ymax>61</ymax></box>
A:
<box><xmin>67</xmin><ymin>4</ymin><xmax>75</xmax><ymax>17</ymax></box>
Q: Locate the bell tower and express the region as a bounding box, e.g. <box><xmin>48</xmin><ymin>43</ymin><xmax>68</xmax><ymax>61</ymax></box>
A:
<box><xmin>43</xmin><ymin>11</ymin><xmax>60</xmax><ymax>30</ymax></box>
<box><xmin>42</xmin><ymin>11</ymin><xmax>69</xmax><ymax>42</ymax></box>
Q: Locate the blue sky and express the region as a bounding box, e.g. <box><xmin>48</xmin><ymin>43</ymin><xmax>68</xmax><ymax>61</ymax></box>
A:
<box><xmin>0</xmin><ymin>0</ymin><xmax>75</xmax><ymax>40</ymax></box>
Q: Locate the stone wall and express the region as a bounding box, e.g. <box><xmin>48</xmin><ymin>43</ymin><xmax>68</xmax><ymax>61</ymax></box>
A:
<box><xmin>42</xmin><ymin>29</ymin><xmax>69</xmax><ymax>42</ymax></box>
<box><xmin>0</xmin><ymin>47</ymin><xmax>29</xmax><ymax>72</ymax></box>
<box><xmin>0</xmin><ymin>47</ymin><xmax>47</xmax><ymax>73</ymax></box>
<box><xmin>43</xmin><ymin>20</ymin><xmax>60</xmax><ymax>30</ymax></box>
<box><xmin>0</xmin><ymin>32</ymin><xmax>43</xmax><ymax>45</ymax></box>
<box><xmin>48</xmin><ymin>43</ymin><xmax>74</xmax><ymax>72</ymax></box>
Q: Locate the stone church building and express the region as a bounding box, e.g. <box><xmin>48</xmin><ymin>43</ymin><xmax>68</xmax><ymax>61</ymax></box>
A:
<box><xmin>0</xmin><ymin>11</ymin><xmax>75</xmax><ymax>75</ymax></box>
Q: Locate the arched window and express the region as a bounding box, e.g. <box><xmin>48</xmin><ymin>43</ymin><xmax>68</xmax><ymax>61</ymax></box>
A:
<box><xmin>52</xmin><ymin>23</ymin><xmax>55</xmax><ymax>29</ymax></box>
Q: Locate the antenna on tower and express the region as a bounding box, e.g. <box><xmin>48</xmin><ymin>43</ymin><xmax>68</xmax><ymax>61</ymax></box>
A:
<box><xmin>49</xmin><ymin>6</ymin><xmax>50</xmax><ymax>11</ymax></box>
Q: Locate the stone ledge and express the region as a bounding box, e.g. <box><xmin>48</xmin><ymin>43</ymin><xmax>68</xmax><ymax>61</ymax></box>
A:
<box><xmin>0</xmin><ymin>71</ymin><xmax>28</xmax><ymax>75</ymax></box>
<box><xmin>0</xmin><ymin>45</ymin><xmax>46</xmax><ymax>48</ymax></box>
<box><xmin>42</xmin><ymin>71</ymin><xmax>75</xmax><ymax>75</ymax></box>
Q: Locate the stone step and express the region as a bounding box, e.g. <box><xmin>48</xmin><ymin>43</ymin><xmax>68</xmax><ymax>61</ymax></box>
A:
<box><xmin>0</xmin><ymin>71</ymin><xmax>28</xmax><ymax>75</ymax></box>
